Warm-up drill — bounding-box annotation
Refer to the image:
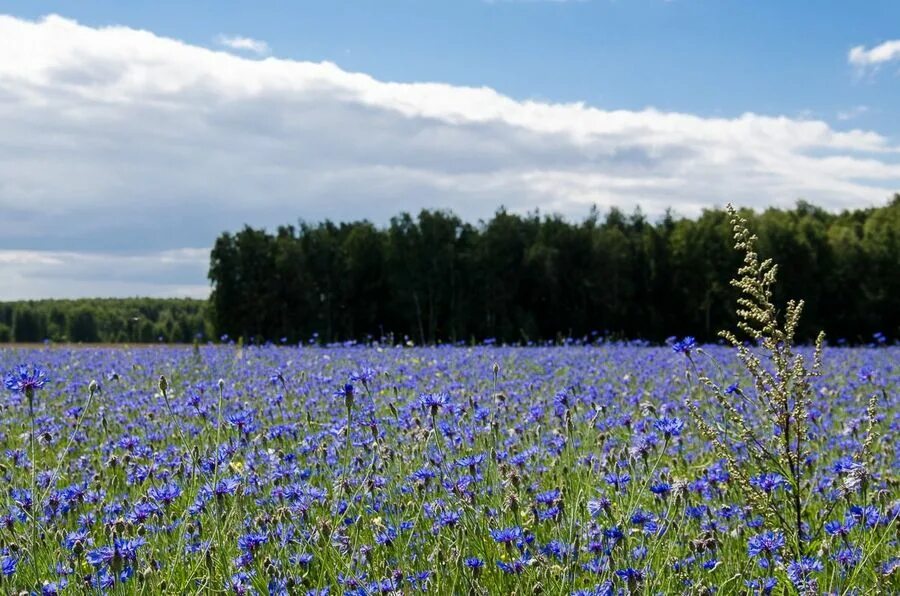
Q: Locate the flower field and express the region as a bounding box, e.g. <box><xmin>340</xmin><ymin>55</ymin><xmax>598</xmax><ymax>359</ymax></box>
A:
<box><xmin>1</xmin><ymin>342</ymin><xmax>897</xmax><ymax>594</ymax></box>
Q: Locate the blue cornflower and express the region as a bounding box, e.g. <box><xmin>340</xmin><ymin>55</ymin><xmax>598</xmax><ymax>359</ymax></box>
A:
<box><xmin>63</xmin><ymin>529</ymin><xmax>93</xmax><ymax>553</ymax></box>
<box><xmin>603</xmin><ymin>526</ymin><xmax>624</xmax><ymax>545</ymax></box>
<box><xmin>724</xmin><ymin>382</ymin><xmax>740</xmax><ymax>395</ymax></box>
<box><xmin>490</xmin><ymin>526</ymin><xmax>523</xmax><ymax>545</ymax></box>
<box><xmin>857</xmin><ymin>366</ymin><xmax>876</xmax><ymax>383</ymax></box>
<box><xmin>418</xmin><ymin>392</ymin><xmax>449</xmax><ymax>416</ymax></box>
<box><xmin>786</xmin><ymin>557</ymin><xmax>823</xmax><ymax>591</ymax></box>
<box><xmin>375</xmin><ymin>526</ymin><xmax>398</xmax><ymax>546</ymax></box>
<box><xmin>116</xmin><ymin>537</ymin><xmax>146</xmax><ymax>563</ymax></box>
<box><xmin>823</xmin><ymin>517</ymin><xmax>855</xmax><ymax>538</ymax></box>
<box><xmin>464</xmin><ymin>557</ymin><xmax>484</xmax><ymax>570</ymax></box>
<box><xmin>455</xmin><ymin>453</ymin><xmax>485</xmax><ymax>472</ymax></box>
<box><xmin>672</xmin><ymin>337</ymin><xmax>696</xmax><ymax>355</ymax></box>
<box><xmin>212</xmin><ymin>477</ymin><xmax>240</xmax><ymax>498</ymax></box>
<box><xmin>4</xmin><ymin>364</ymin><xmax>49</xmax><ymax>397</ymax></box>
<box><xmin>615</xmin><ymin>567</ymin><xmax>645</xmax><ymax>585</ymax></box>
<box><xmin>587</xmin><ymin>497</ymin><xmax>611</xmax><ymax>517</ymax></box>
<box><xmin>744</xmin><ymin>577</ymin><xmax>777</xmax><ymax>595</ymax></box>
<box><xmin>747</xmin><ymin>530</ymin><xmax>785</xmax><ymax>563</ymax></box>
<box><xmin>603</xmin><ymin>471</ymin><xmax>631</xmax><ymax>491</ymax></box>
<box><xmin>650</xmin><ymin>482</ymin><xmax>671</xmax><ymax>497</ymax></box>
<box><xmin>653</xmin><ymin>416</ymin><xmax>685</xmax><ymax>438</ymax></box>
<box><xmin>496</xmin><ymin>557</ymin><xmax>529</xmax><ymax>574</ymax></box>
<box><xmin>149</xmin><ymin>482</ymin><xmax>182</xmax><ymax>507</ymax></box>
<box><xmin>749</xmin><ymin>472</ymin><xmax>789</xmax><ymax>494</ymax></box>
<box><xmin>349</xmin><ymin>368</ymin><xmax>377</xmax><ymax>385</ymax></box>
<box><xmin>832</xmin><ymin>546</ymin><xmax>862</xmax><ymax>569</ymax></box>
<box><xmin>535</xmin><ymin>489</ymin><xmax>561</xmax><ymax>505</ymax></box>
<box><xmin>86</xmin><ymin>546</ymin><xmax>115</xmax><ymax>568</ymax></box>
<box><xmin>237</xmin><ymin>532</ymin><xmax>268</xmax><ymax>553</ymax></box>
<box><xmin>1</xmin><ymin>555</ymin><xmax>17</xmax><ymax>577</ymax></box>
<box><xmin>438</xmin><ymin>511</ymin><xmax>461</xmax><ymax>528</ymax></box>
<box><xmin>335</xmin><ymin>383</ymin><xmax>355</xmax><ymax>409</ymax></box>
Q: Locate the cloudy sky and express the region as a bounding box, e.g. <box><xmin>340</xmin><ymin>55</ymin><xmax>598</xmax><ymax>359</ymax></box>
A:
<box><xmin>1</xmin><ymin>1</ymin><xmax>899</xmax><ymax>299</ymax></box>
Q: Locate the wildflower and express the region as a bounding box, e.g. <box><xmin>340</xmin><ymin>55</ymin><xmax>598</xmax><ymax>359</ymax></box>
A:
<box><xmin>749</xmin><ymin>472</ymin><xmax>789</xmax><ymax>494</ymax></box>
<box><xmin>747</xmin><ymin>530</ymin><xmax>785</xmax><ymax>564</ymax></box>
<box><xmin>744</xmin><ymin>577</ymin><xmax>777</xmax><ymax>595</ymax></box>
<box><xmin>857</xmin><ymin>366</ymin><xmax>876</xmax><ymax>383</ymax></box>
<box><xmin>349</xmin><ymin>368</ymin><xmax>377</xmax><ymax>385</ymax></box>
<box><xmin>653</xmin><ymin>416</ymin><xmax>685</xmax><ymax>438</ymax></box>
<box><xmin>671</xmin><ymin>337</ymin><xmax>696</xmax><ymax>356</ymax></box>
<box><xmin>603</xmin><ymin>471</ymin><xmax>631</xmax><ymax>492</ymax></box>
<box><xmin>823</xmin><ymin>517</ymin><xmax>855</xmax><ymax>538</ymax></box>
<box><xmin>497</xmin><ymin>557</ymin><xmax>529</xmax><ymax>574</ymax></box>
<box><xmin>418</xmin><ymin>392</ymin><xmax>449</xmax><ymax>417</ymax></box>
<box><xmin>587</xmin><ymin>497</ymin><xmax>611</xmax><ymax>517</ymax></box>
<box><xmin>832</xmin><ymin>546</ymin><xmax>862</xmax><ymax>570</ymax></box>
<box><xmin>237</xmin><ymin>532</ymin><xmax>268</xmax><ymax>553</ymax></box>
<box><xmin>4</xmin><ymin>364</ymin><xmax>49</xmax><ymax>397</ymax></box>
<box><xmin>335</xmin><ymin>383</ymin><xmax>354</xmax><ymax>410</ymax></box>
<box><xmin>490</xmin><ymin>526</ymin><xmax>523</xmax><ymax>545</ymax></box>
<box><xmin>615</xmin><ymin>567</ymin><xmax>645</xmax><ymax>589</ymax></box>
<box><xmin>786</xmin><ymin>557</ymin><xmax>823</xmax><ymax>592</ymax></box>
<box><xmin>149</xmin><ymin>483</ymin><xmax>182</xmax><ymax>507</ymax></box>
<box><xmin>1</xmin><ymin>556</ymin><xmax>17</xmax><ymax>577</ymax></box>
<box><xmin>650</xmin><ymin>482</ymin><xmax>671</xmax><ymax>498</ymax></box>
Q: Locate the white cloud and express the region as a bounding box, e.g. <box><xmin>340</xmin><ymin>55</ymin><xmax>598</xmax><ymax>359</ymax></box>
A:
<box><xmin>0</xmin><ymin>14</ymin><xmax>898</xmax><ymax>298</ymax></box>
<box><xmin>216</xmin><ymin>34</ymin><xmax>270</xmax><ymax>55</ymax></box>
<box><xmin>848</xmin><ymin>40</ymin><xmax>900</xmax><ymax>68</ymax></box>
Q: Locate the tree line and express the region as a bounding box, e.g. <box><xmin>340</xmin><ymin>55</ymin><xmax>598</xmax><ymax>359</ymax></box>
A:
<box><xmin>0</xmin><ymin>298</ymin><xmax>209</xmax><ymax>344</ymax></box>
<box><xmin>208</xmin><ymin>196</ymin><xmax>900</xmax><ymax>345</ymax></box>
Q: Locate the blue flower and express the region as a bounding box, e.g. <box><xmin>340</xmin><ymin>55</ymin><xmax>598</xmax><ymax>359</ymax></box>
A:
<box><xmin>744</xmin><ymin>577</ymin><xmax>777</xmax><ymax>595</ymax></box>
<box><xmin>4</xmin><ymin>364</ymin><xmax>49</xmax><ymax>396</ymax></box>
<box><xmin>653</xmin><ymin>416</ymin><xmax>685</xmax><ymax>438</ymax></box>
<box><xmin>418</xmin><ymin>392</ymin><xmax>449</xmax><ymax>415</ymax></box>
<box><xmin>672</xmin><ymin>337</ymin><xmax>696</xmax><ymax>355</ymax></box>
<box><xmin>823</xmin><ymin>517</ymin><xmax>855</xmax><ymax>538</ymax></box>
<box><xmin>749</xmin><ymin>472</ymin><xmax>789</xmax><ymax>494</ymax></box>
<box><xmin>0</xmin><ymin>556</ymin><xmax>17</xmax><ymax>577</ymax></box>
<box><xmin>747</xmin><ymin>530</ymin><xmax>785</xmax><ymax>562</ymax></box>
<box><xmin>149</xmin><ymin>482</ymin><xmax>182</xmax><ymax>507</ymax></box>
<box><xmin>464</xmin><ymin>557</ymin><xmax>484</xmax><ymax>570</ymax></box>
<box><xmin>237</xmin><ymin>532</ymin><xmax>268</xmax><ymax>553</ymax></box>
<box><xmin>490</xmin><ymin>526</ymin><xmax>523</xmax><ymax>544</ymax></box>
<box><xmin>786</xmin><ymin>557</ymin><xmax>823</xmax><ymax>590</ymax></box>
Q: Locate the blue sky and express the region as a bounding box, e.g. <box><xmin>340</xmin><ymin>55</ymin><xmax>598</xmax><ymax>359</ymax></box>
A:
<box><xmin>0</xmin><ymin>2</ymin><xmax>898</xmax><ymax>299</ymax></box>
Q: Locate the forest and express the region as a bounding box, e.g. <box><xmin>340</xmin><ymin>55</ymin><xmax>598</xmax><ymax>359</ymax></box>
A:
<box><xmin>0</xmin><ymin>298</ymin><xmax>209</xmax><ymax>344</ymax></box>
<box><xmin>2</xmin><ymin>197</ymin><xmax>897</xmax><ymax>345</ymax></box>
<box><xmin>207</xmin><ymin>197</ymin><xmax>900</xmax><ymax>345</ymax></box>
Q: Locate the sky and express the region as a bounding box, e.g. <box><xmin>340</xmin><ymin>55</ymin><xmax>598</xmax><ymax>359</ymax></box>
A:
<box><xmin>1</xmin><ymin>1</ymin><xmax>899</xmax><ymax>300</ymax></box>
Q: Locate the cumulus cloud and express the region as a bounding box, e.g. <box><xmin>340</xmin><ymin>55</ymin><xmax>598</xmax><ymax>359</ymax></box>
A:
<box><xmin>848</xmin><ymin>39</ymin><xmax>900</xmax><ymax>68</ymax></box>
<box><xmin>216</xmin><ymin>34</ymin><xmax>270</xmax><ymax>55</ymax></box>
<box><xmin>0</xmin><ymin>14</ymin><xmax>898</xmax><ymax>298</ymax></box>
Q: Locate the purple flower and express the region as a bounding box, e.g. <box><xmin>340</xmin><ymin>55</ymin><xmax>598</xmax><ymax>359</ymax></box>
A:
<box><xmin>4</xmin><ymin>364</ymin><xmax>49</xmax><ymax>396</ymax></box>
<box><xmin>0</xmin><ymin>556</ymin><xmax>17</xmax><ymax>577</ymax></box>
<box><xmin>672</xmin><ymin>337</ymin><xmax>696</xmax><ymax>356</ymax></box>
<box><xmin>747</xmin><ymin>530</ymin><xmax>785</xmax><ymax>562</ymax></box>
<box><xmin>653</xmin><ymin>416</ymin><xmax>685</xmax><ymax>438</ymax></box>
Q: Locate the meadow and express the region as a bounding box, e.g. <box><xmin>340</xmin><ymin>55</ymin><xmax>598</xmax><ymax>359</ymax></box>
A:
<box><xmin>1</xmin><ymin>211</ymin><xmax>898</xmax><ymax>595</ymax></box>
<box><xmin>0</xmin><ymin>339</ymin><xmax>897</xmax><ymax>595</ymax></box>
